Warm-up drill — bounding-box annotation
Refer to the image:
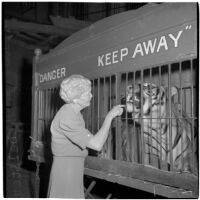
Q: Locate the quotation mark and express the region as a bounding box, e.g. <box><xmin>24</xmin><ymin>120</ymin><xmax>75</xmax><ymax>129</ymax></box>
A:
<box><xmin>185</xmin><ymin>25</ymin><xmax>192</xmax><ymax>30</ymax></box>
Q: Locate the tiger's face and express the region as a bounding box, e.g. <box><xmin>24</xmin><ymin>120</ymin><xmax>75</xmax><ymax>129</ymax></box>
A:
<box><xmin>125</xmin><ymin>83</ymin><xmax>177</xmax><ymax>122</ymax></box>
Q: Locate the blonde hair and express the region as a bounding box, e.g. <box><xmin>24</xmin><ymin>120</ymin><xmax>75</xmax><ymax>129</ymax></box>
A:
<box><xmin>60</xmin><ymin>74</ymin><xmax>91</xmax><ymax>103</ymax></box>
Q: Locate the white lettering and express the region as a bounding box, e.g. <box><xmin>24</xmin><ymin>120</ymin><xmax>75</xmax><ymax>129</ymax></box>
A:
<box><xmin>52</xmin><ymin>70</ymin><xmax>56</xmax><ymax>79</ymax></box>
<box><xmin>98</xmin><ymin>55</ymin><xmax>104</xmax><ymax>67</ymax></box>
<box><xmin>97</xmin><ymin>28</ymin><xmax>187</xmax><ymax>65</ymax></box>
<box><xmin>143</xmin><ymin>38</ymin><xmax>157</xmax><ymax>54</ymax></box>
<box><xmin>132</xmin><ymin>43</ymin><xmax>144</xmax><ymax>58</ymax></box>
<box><xmin>43</xmin><ymin>73</ymin><xmax>47</xmax><ymax>82</ymax></box>
<box><xmin>39</xmin><ymin>67</ymin><xmax>66</xmax><ymax>83</ymax></box>
<box><xmin>61</xmin><ymin>67</ymin><xmax>66</xmax><ymax>77</ymax></box>
<box><xmin>98</xmin><ymin>48</ymin><xmax>128</xmax><ymax>66</ymax></box>
<box><xmin>57</xmin><ymin>69</ymin><xmax>61</xmax><ymax>78</ymax></box>
<box><xmin>112</xmin><ymin>50</ymin><xmax>119</xmax><ymax>64</ymax></box>
<box><xmin>157</xmin><ymin>36</ymin><xmax>168</xmax><ymax>52</ymax></box>
<box><xmin>168</xmin><ymin>30</ymin><xmax>183</xmax><ymax>47</ymax></box>
<box><xmin>120</xmin><ymin>48</ymin><xmax>128</xmax><ymax>62</ymax></box>
<box><xmin>47</xmin><ymin>72</ymin><xmax>51</xmax><ymax>80</ymax></box>
<box><xmin>105</xmin><ymin>53</ymin><xmax>111</xmax><ymax>65</ymax></box>
<box><xmin>39</xmin><ymin>74</ymin><xmax>44</xmax><ymax>83</ymax></box>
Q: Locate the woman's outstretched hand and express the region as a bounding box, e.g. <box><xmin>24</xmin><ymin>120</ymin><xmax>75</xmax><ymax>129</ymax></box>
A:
<box><xmin>107</xmin><ymin>105</ymin><xmax>125</xmax><ymax>119</ymax></box>
<box><xmin>87</xmin><ymin>104</ymin><xmax>125</xmax><ymax>151</ymax></box>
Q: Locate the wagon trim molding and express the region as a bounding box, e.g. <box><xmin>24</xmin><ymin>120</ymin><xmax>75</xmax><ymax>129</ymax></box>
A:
<box><xmin>36</xmin><ymin>3</ymin><xmax>197</xmax><ymax>63</ymax></box>
<box><xmin>85</xmin><ymin>156</ymin><xmax>198</xmax><ymax>196</ymax></box>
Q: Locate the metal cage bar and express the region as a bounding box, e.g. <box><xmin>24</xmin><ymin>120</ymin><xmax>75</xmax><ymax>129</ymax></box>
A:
<box><xmin>168</xmin><ymin>64</ymin><xmax>173</xmax><ymax>171</ymax></box>
<box><xmin>149</xmin><ymin>68</ymin><xmax>153</xmax><ymax>165</ymax></box>
<box><xmin>179</xmin><ymin>61</ymin><xmax>184</xmax><ymax>171</ymax></box>
<box><xmin>132</xmin><ymin>72</ymin><xmax>136</xmax><ymax>163</ymax></box>
<box><xmin>191</xmin><ymin>59</ymin><xmax>195</xmax><ymax>171</ymax></box>
<box><xmin>115</xmin><ymin>74</ymin><xmax>121</xmax><ymax>160</ymax></box>
<box><xmin>140</xmin><ymin>70</ymin><xmax>144</xmax><ymax>165</ymax></box>
<box><xmin>158</xmin><ymin>66</ymin><xmax>162</xmax><ymax>169</ymax></box>
<box><xmin>108</xmin><ymin>76</ymin><xmax>112</xmax><ymax>159</ymax></box>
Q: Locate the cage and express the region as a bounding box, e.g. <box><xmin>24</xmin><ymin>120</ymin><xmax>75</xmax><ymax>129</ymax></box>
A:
<box><xmin>28</xmin><ymin>3</ymin><xmax>198</xmax><ymax>198</ymax></box>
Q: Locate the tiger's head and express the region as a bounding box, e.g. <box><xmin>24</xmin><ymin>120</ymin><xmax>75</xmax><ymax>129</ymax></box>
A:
<box><xmin>123</xmin><ymin>83</ymin><xmax>178</xmax><ymax>121</ymax></box>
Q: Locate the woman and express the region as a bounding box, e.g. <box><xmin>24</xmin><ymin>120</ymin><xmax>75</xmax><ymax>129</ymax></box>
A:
<box><xmin>48</xmin><ymin>74</ymin><xmax>124</xmax><ymax>198</ymax></box>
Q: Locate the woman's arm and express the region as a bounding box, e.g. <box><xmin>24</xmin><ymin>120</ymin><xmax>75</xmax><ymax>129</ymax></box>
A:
<box><xmin>87</xmin><ymin>105</ymin><xmax>124</xmax><ymax>151</ymax></box>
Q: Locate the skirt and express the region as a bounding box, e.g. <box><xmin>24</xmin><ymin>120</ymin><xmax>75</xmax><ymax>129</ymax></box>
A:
<box><xmin>47</xmin><ymin>156</ymin><xmax>85</xmax><ymax>198</ymax></box>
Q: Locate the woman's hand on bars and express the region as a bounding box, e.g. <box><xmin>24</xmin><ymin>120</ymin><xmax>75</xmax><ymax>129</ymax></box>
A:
<box><xmin>107</xmin><ymin>105</ymin><xmax>125</xmax><ymax>119</ymax></box>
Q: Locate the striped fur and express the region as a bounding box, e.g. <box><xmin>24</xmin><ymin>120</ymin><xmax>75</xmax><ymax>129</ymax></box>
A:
<box><xmin>123</xmin><ymin>83</ymin><xmax>195</xmax><ymax>172</ymax></box>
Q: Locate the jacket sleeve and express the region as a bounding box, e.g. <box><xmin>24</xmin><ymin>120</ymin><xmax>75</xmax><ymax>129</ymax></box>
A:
<box><xmin>59</xmin><ymin>112</ymin><xmax>93</xmax><ymax>149</ymax></box>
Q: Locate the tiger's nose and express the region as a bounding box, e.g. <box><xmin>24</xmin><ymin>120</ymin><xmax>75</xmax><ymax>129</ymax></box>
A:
<box><xmin>121</xmin><ymin>97</ymin><xmax>126</xmax><ymax>105</ymax></box>
<box><xmin>134</xmin><ymin>99</ymin><xmax>141</xmax><ymax>108</ymax></box>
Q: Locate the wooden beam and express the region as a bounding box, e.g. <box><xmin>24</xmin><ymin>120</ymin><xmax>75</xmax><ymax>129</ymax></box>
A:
<box><xmin>50</xmin><ymin>16</ymin><xmax>92</xmax><ymax>30</ymax></box>
<box><xmin>84</xmin><ymin>180</ymin><xmax>96</xmax><ymax>198</ymax></box>
<box><xmin>14</xmin><ymin>32</ymin><xmax>39</xmax><ymax>43</ymax></box>
<box><xmin>23</xmin><ymin>32</ymin><xmax>46</xmax><ymax>40</ymax></box>
<box><xmin>84</xmin><ymin>168</ymin><xmax>197</xmax><ymax>198</ymax></box>
<box><xmin>5</xmin><ymin>19</ymin><xmax>75</xmax><ymax>36</ymax></box>
<box><xmin>85</xmin><ymin>156</ymin><xmax>198</xmax><ymax>195</ymax></box>
<box><xmin>40</xmin><ymin>35</ymin><xmax>60</xmax><ymax>46</ymax></box>
<box><xmin>10</xmin><ymin>38</ymin><xmax>49</xmax><ymax>52</ymax></box>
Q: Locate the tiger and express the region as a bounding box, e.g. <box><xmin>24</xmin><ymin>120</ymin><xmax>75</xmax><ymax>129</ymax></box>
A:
<box><xmin>121</xmin><ymin>82</ymin><xmax>197</xmax><ymax>173</ymax></box>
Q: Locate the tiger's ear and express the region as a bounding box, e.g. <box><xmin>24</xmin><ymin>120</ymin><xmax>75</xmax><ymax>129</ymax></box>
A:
<box><xmin>165</xmin><ymin>86</ymin><xmax>178</xmax><ymax>100</ymax></box>
<box><xmin>170</xmin><ymin>86</ymin><xmax>179</xmax><ymax>103</ymax></box>
<box><xmin>171</xmin><ymin>86</ymin><xmax>178</xmax><ymax>97</ymax></box>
